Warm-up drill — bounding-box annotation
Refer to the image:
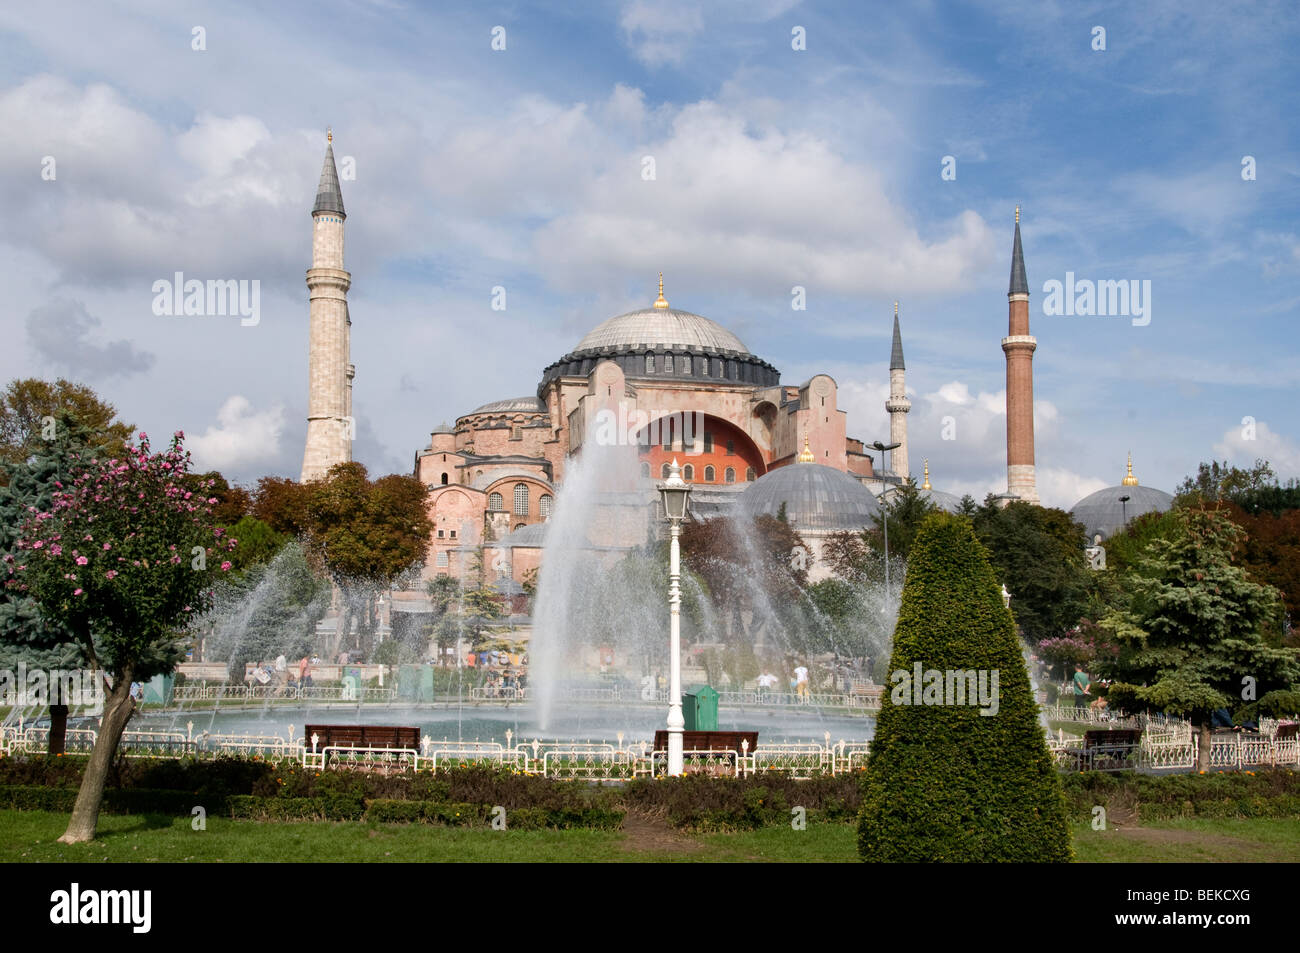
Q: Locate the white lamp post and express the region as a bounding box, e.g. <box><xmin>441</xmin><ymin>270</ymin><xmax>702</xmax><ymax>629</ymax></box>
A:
<box><xmin>658</xmin><ymin>458</ymin><xmax>692</xmax><ymax>777</ymax></box>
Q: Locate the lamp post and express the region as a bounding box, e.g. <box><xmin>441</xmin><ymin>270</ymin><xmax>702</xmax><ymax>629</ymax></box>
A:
<box><xmin>871</xmin><ymin>441</ymin><xmax>901</xmax><ymax>594</ymax></box>
<box><xmin>658</xmin><ymin>458</ymin><xmax>693</xmax><ymax>777</ymax></box>
<box><xmin>1118</xmin><ymin>494</ymin><xmax>1131</xmax><ymax>529</ymax></box>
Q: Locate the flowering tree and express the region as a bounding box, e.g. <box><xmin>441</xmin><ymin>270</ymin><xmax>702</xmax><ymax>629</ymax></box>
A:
<box><xmin>6</xmin><ymin>432</ymin><xmax>233</xmax><ymax>843</ymax></box>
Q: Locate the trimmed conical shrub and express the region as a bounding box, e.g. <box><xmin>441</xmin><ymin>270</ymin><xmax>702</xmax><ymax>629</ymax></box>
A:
<box><xmin>858</xmin><ymin>512</ymin><xmax>1071</xmax><ymax>862</ymax></box>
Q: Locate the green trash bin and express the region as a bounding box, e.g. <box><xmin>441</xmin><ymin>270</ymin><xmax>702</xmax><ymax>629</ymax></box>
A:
<box><xmin>681</xmin><ymin>684</ymin><xmax>719</xmax><ymax>731</ymax></box>
<box><xmin>141</xmin><ymin>674</ymin><xmax>174</xmax><ymax>705</ymax></box>
<box><xmin>398</xmin><ymin>664</ymin><xmax>435</xmax><ymax>702</ymax></box>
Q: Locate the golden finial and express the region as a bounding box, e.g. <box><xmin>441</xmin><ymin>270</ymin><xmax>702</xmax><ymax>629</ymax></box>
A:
<box><xmin>1122</xmin><ymin>451</ymin><xmax>1139</xmax><ymax>486</ymax></box>
<box><xmin>797</xmin><ymin>434</ymin><xmax>815</xmax><ymax>464</ymax></box>
<box><xmin>1015</xmin><ymin>205</ymin><xmax>1020</xmax><ymax>225</ymax></box>
<box><xmin>653</xmin><ymin>272</ymin><xmax>669</xmax><ymax>309</ymax></box>
<box><xmin>327</xmin><ymin>127</ymin><xmax>333</xmax><ymax>144</ymax></box>
<box><xmin>922</xmin><ymin>459</ymin><xmax>931</xmax><ymax>491</ymax></box>
<box><xmin>894</xmin><ymin>300</ymin><xmax>899</xmax><ymax>317</ymax></box>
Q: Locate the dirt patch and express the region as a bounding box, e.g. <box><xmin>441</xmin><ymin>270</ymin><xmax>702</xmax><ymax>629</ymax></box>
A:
<box><xmin>619</xmin><ymin>811</ymin><xmax>704</xmax><ymax>856</ymax></box>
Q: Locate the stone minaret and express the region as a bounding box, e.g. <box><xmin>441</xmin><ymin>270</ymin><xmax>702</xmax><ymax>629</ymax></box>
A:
<box><xmin>1003</xmin><ymin>207</ymin><xmax>1039</xmax><ymax>503</ymax></box>
<box><xmin>300</xmin><ymin>130</ymin><xmax>353</xmax><ymax>483</ymax></box>
<box><xmin>885</xmin><ymin>301</ymin><xmax>911</xmax><ymax>480</ymax></box>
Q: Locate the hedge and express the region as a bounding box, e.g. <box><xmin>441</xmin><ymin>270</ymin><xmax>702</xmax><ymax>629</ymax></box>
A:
<box><xmin>858</xmin><ymin>513</ymin><xmax>1073</xmax><ymax>862</ymax></box>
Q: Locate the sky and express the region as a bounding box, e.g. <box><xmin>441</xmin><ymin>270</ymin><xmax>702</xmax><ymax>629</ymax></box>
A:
<box><xmin>1</xmin><ymin>0</ymin><xmax>1297</xmax><ymax>509</ymax></box>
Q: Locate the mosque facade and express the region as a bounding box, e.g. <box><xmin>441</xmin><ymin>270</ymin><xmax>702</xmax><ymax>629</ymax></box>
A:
<box><xmin>296</xmin><ymin>136</ymin><xmax>1169</xmax><ymax>608</ymax></box>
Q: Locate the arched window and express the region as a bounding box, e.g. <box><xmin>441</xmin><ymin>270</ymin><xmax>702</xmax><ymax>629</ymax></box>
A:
<box><xmin>539</xmin><ymin>494</ymin><xmax>553</xmax><ymax>519</ymax></box>
<box><xmin>705</xmin><ymin>465</ymin><xmax>715</xmax><ymax>482</ymax></box>
<box><xmin>700</xmin><ymin>357</ymin><xmax>709</xmax><ymax>376</ymax></box>
<box><xmin>513</xmin><ymin>483</ymin><xmax>529</xmax><ymax>515</ymax></box>
<box><xmin>514</xmin><ymin>523</ymin><xmax>526</xmax><ymax>532</ymax></box>
<box><xmin>645</xmin><ymin>353</ymin><xmax>655</xmax><ymax>374</ymax></box>
<box><xmin>681</xmin><ymin>355</ymin><xmax>691</xmax><ymax>375</ymax></box>
<box><xmin>640</xmin><ymin>462</ymin><xmax>651</xmax><ymax>478</ymax></box>
<box><xmin>489</xmin><ymin>492</ymin><xmax>503</xmax><ymax>511</ymax></box>
<box><xmin>725</xmin><ymin>467</ymin><xmax>736</xmax><ymax>484</ymax></box>
<box><xmin>440</xmin><ymin>472</ymin><xmax>448</xmax><ymax>485</ymax></box>
<box><xmin>661</xmin><ymin>463</ymin><xmax>671</xmax><ymax>479</ymax></box>
<box><xmin>746</xmin><ymin>467</ymin><xmax>756</xmax><ymax>482</ymax></box>
<box><xmin>683</xmin><ymin>464</ymin><xmax>694</xmax><ymax>481</ymax></box>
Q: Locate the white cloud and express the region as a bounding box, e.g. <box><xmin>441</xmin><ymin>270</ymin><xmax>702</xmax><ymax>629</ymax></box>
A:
<box><xmin>1214</xmin><ymin>419</ymin><xmax>1300</xmax><ymax>482</ymax></box>
<box><xmin>535</xmin><ymin>101</ymin><xmax>997</xmax><ymax>298</ymax></box>
<box><xmin>187</xmin><ymin>396</ymin><xmax>286</xmax><ymax>473</ymax></box>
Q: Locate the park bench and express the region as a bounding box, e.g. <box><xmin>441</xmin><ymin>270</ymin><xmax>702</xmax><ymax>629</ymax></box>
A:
<box><xmin>305</xmin><ymin>724</ymin><xmax>420</xmax><ymax>752</ymax></box>
<box><xmin>654</xmin><ymin>730</ymin><xmax>759</xmax><ymax>775</ymax></box>
<box><xmin>1073</xmin><ymin>728</ymin><xmax>1142</xmax><ymax>771</ymax></box>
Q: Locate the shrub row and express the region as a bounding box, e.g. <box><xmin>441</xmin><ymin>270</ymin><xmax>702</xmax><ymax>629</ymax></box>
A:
<box><xmin>1059</xmin><ymin>770</ymin><xmax>1300</xmax><ymax>820</ymax></box>
<box><xmin>624</xmin><ymin>775</ymin><xmax>860</xmax><ymax>831</ymax></box>
<box><xmin>364</xmin><ymin>799</ymin><xmax>624</xmax><ymax>830</ymax></box>
<box><xmin>0</xmin><ymin>785</ymin><xmax>220</xmax><ymax>815</ymax></box>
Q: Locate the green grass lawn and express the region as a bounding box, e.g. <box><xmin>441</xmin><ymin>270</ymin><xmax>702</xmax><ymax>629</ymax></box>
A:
<box><xmin>3</xmin><ymin>810</ymin><xmax>1298</xmax><ymax>862</ymax></box>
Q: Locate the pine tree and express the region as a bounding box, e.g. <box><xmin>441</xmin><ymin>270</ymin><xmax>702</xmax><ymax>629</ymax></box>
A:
<box><xmin>0</xmin><ymin>411</ymin><xmax>98</xmax><ymax>754</ymax></box>
<box><xmin>1100</xmin><ymin>505</ymin><xmax>1299</xmax><ymax>770</ymax></box>
<box><xmin>858</xmin><ymin>512</ymin><xmax>1071</xmax><ymax>862</ymax></box>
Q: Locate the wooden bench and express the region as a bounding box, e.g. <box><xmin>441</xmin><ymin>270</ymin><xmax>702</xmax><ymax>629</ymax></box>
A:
<box><xmin>305</xmin><ymin>724</ymin><xmax>420</xmax><ymax>752</ymax></box>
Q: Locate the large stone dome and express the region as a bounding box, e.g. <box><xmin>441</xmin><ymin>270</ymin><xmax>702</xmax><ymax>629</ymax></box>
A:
<box><xmin>575</xmin><ymin>307</ymin><xmax>751</xmax><ymax>354</ymax></box>
<box><xmin>1070</xmin><ymin>484</ymin><xmax>1173</xmax><ymax>540</ymax></box>
<box><xmin>740</xmin><ymin>463</ymin><xmax>881</xmax><ymax>533</ymax></box>
<box><xmin>538</xmin><ymin>295</ymin><xmax>780</xmax><ymax>391</ymax></box>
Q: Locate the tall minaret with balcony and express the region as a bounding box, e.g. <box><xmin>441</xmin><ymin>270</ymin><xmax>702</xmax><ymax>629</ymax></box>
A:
<box><xmin>300</xmin><ymin>130</ymin><xmax>354</xmax><ymax>482</ymax></box>
<box><xmin>1003</xmin><ymin>207</ymin><xmax>1039</xmax><ymax>503</ymax></box>
<box><xmin>885</xmin><ymin>301</ymin><xmax>911</xmax><ymax>480</ymax></box>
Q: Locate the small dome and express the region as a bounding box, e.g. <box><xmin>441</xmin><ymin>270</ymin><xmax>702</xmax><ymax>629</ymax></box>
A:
<box><xmin>920</xmin><ymin>488</ymin><xmax>964</xmax><ymax>514</ymax></box>
<box><xmin>575</xmin><ymin>308</ymin><xmax>750</xmax><ymax>355</ymax></box>
<box><xmin>467</xmin><ymin>396</ymin><xmax>546</xmax><ymax>415</ymax></box>
<box><xmin>740</xmin><ymin>463</ymin><xmax>881</xmax><ymax>533</ymax></box>
<box><xmin>1070</xmin><ymin>484</ymin><xmax>1174</xmax><ymax>540</ymax></box>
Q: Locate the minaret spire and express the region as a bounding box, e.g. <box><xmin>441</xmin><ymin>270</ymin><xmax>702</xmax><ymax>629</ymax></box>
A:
<box><xmin>1002</xmin><ymin>207</ymin><xmax>1038</xmax><ymax>503</ymax></box>
<box><xmin>653</xmin><ymin>272</ymin><xmax>669</xmax><ymax>309</ymax></box>
<box><xmin>885</xmin><ymin>300</ymin><xmax>911</xmax><ymax>479</ymax></box>
<box><xmin>301</xmin><ymin>132</ymin><xmax>353</xmax><ymax>482</ymax></box>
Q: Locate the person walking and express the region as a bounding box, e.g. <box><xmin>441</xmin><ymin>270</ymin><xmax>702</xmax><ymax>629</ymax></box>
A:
<box><xmin>1072</xmin><ymin>664</ymin><xmax>1091</xmax><ymax>710</ymax></box>
<box><xmin>794</xmin><ymin>663</ymin><xmax>810</xmax><ymax>703</ymax></box>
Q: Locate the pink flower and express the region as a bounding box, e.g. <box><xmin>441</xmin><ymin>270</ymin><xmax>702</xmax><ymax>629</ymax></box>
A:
<box><xmin>73</xmin><ymin>588</ymin><xmax>83</xmax><ymax>596</ymax></box>
<box><xmin>105</xmin><ymin>570</ymin><xmax>117</xmax><ymax>580</ymax></box>
<box><xmin>75</xmin><ymin>556</ymin><xmax>88</xmax><ymax>566</ymax></box>
<box><xmin>32</xmin><ymin>540</ymin><xmax>43</xmax><ymax>549</ymax></box>
<box><xmin>220</xmin><ymin>561</ymin><xmax>232</xmax><ymax>572</ymax></box>
<box><xmin>102</xmin><ymin>543</ymin><xmax>111</xmax><ymax>550</ymax></box>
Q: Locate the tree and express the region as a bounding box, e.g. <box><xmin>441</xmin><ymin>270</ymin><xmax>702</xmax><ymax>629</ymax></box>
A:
<box><xmin>288</xmin><ymin>463</ymin><xmax>432</xmax><ymax>659</ymax></box>
<box><xmin>0</xmin><ymin>378</ymin><xmax>132</xmax><ymax>474</ymax></box>
<box><xmin>0</xmin><ymin>411</ymin><xmax>99</xmax><ymax>754</ymax></box>
<box><xmin>1099</xmin><ymin>505</ymin><xmax>1300</xmax><ymax>770</ymax></box>
<box><xmin>9</xmin><ymin>432</ymin><xmax>234</xmax><ymax>842</ymax></box>
<box><xmin>866</xmin><ymin>481</ymin><xmax>937</xmax><ymax>562</ymax></box>
<box><xmin>972</xmin><ymin>502</ymin><xmax>1090</xmax><ymax>643</ymax></box>
<box><xmin>1176</xmin><ymin>458</ymin><xmax>1276</xmax><ymax>503</ymax></box>
<box><xmin>858</xmin><ymin>513</ymin><xmax>1072</xmax><ymax>862</ymax></box>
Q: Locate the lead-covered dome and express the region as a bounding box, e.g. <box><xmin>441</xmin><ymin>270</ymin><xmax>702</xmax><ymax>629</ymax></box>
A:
<box><xmin>740</xmin><ymin>463</ymin><xmax>881</xmax><ymax>533</ymax></box>
<box><xmin>538</xmin><ymin>282</ymin><xmax>780</xmax><ymax>392</ymax></box>
<box><xmin>1070</xmin><ymin>458</ymin><xmax>1173</xmax><ymax>540</ymax></box>
<box><xmin>575</xmin><ymin>307</ymin><xmax>750</xmax><ymax>354</ymax></box>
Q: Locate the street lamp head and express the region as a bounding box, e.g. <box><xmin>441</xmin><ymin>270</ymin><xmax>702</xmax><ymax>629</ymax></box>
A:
<box><xmin>871</xmin><ymin>440</ymin><xmax>901</xmax><ymax>452</ymax></box>
<box><xmin>1119</xmin><ymin>495</ymin><xmax>1131</xmax><ymax>504</ymax></box>
<box><xmin>658</xmin><ymin>457</ymin><xmax>692</xmax><ymax>522</ymax></box>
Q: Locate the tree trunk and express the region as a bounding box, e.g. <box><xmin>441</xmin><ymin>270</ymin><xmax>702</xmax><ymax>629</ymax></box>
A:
<box><xmin>1197</xmin><ymin>719</ymin><xmax>1213</xmax><ymax>772</ymax></box>
<box><xmin>59</xmin><ymin>669</ymin><xmax>134</xmax><ymax>844</ymax></box>
<box><xmin>47</xmin><ymin>704</ymin><xmax>68</xmax><ymax>756</ymax></box>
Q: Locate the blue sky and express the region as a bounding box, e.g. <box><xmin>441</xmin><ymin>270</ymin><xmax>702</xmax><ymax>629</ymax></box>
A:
<box><xmin>1</xmin><ymin>0</ymin><xmax>1297</xmax><ymax>507</ymax></box>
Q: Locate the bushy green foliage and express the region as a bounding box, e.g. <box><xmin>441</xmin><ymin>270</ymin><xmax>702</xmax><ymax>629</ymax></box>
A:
<box><xmin>1059</xmin><ymin>770</ymin><xmax>1300</xmax><ymax>821</ymax></box>
<box><xmin>858</xmin><ymin>512</ymin><xmax>1072</xmax><ymax>862</ymax></box>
